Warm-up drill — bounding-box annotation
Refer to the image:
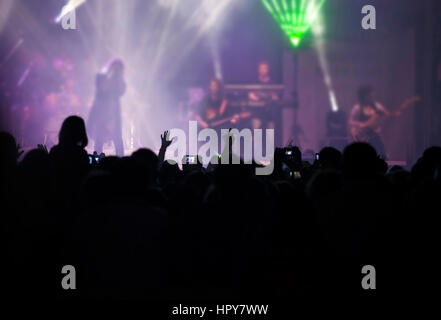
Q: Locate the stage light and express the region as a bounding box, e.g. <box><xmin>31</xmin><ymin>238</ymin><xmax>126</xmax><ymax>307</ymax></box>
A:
<box><xmin>55</xmin><ymin>0</ymin><xmax>87</xmax><ymax>23</ymax></box>
<box><xmin>311</xmin><ymin>8</ymin><xmax>340</xmax><ymax>112</ymax></box>
<box><xmin>261</xmin><ymin>0</ymin><xmax>327</xmax><ymax>146</ymax></box>
<box><xmin>209</xmin><ymin>36</ymin><xmax>223</xmax><ymax>80</ymax></box>
<box><xmin>329</xmin><ymin>90</ymin><xmax>339</xmax><ymax>112</ymax></box>
<box><xmin>262</xmin><ymin>0</ymin><xmax>326</xmax><ymax>48</ymax></box>
<box><xmin>43</xmin><ymin>0</ymin><xmax>243</xmax><ymax>154</ymax></box>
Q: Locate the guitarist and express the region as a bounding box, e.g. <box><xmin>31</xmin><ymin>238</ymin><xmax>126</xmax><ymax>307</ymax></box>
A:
<box><xmin>196</xmin><ymin>78</ymin><xmax>229</xmax><ymax>129</ymax></box>
<box><xmin>349</xmin><ymin>85</ymin><xmax>389</xmax><ymax>156</ymax></box>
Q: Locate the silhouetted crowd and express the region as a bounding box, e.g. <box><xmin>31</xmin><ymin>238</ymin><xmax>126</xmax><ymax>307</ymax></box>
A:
<box><xmin>1</xmin><ymin>115</ymin><xmax>439</xmax><ymax>302</ymax></box>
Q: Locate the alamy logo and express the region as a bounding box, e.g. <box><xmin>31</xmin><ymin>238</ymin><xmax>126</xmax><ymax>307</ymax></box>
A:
<box><xmin>61</xmin><ymin>10</ymin><xmax>76</xmax><ymax>30</ymax></box>
<box><xmin>361</xmin><ymin>265</ymin><xmax>376</xmax><ymax>289</ymax></box>
<box><xmin>166</xmin><ymin>121</ymin><xmax>275</xmax><ymax>175</ymax></box>
<box><xmin>361</xmin><ymin>5</ymin><xmax>376</xmax><ymax>30</ymax></box>
<box><xmin>61</xmin><ymin>265</ymin><xmax>76</xmax><ymax>289</ymax></box>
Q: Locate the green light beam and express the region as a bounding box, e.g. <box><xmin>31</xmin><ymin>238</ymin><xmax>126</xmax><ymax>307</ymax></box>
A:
<box><xmin>262</xmin><ymin>0</ymin><xmax>326</xmax><ymax>48</ymax></box>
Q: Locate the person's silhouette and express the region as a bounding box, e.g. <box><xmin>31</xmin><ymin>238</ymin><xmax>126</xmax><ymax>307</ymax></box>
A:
<box><xmin>87</xmin><ymin>58</ymin><xmax>126</xmax><ymax>156</ymax></box>
<box><xmin>50</xmin><ymin>116</ymin><xmax>90</xmax><ymax>205</ymax></box>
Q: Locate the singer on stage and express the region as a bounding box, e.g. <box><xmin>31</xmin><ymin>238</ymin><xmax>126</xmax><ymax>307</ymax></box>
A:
<box><xmin>87</xmin><ymin>58</ymin><xmax>126</xmax><ymax>156</ymax></box>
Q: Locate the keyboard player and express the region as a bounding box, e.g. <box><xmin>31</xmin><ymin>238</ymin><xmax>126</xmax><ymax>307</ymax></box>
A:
<box><xmin>248</xmin><ymin>61</ymin><xmax>280</xmax><ymax>130</ymax></box>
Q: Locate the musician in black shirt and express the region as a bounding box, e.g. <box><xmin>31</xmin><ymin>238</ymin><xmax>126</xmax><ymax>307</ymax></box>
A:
<box><xmin>195</xmin><ymin>78</ymin><xmax>229</xmax><ymax>129</ymax></box>
<box><xmin>248</xmin><ymin>61</ymin><xmax>280</xmax><ymax>130</ymax></box>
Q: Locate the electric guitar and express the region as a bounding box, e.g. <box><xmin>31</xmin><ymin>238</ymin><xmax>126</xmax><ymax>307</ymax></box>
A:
<box><xmin>209</xmin><ymin>111</ymin><xmax>251</xmax><ymax>128</ymax></box>
<box><xmin>350</xmin><ymin>96</ymin><xmax>420</xmax><ymax>141</ymax></box>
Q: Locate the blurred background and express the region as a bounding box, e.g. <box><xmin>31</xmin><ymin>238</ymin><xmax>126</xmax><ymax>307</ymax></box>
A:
<box><xmin>0</xmin><ymin>0</ymin><xmax>439</xmax><ymax>163</ymax></box>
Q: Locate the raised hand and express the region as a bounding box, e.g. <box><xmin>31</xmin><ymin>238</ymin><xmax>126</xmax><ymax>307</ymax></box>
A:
<box><xmin>159</xmin><ymin>130</ymin><xmax>174</xmax><ymax>164</ymax></box>
<box><xmin>160</xmin><ymin>130</ymin><xmax>173</xmax><ymax>150</ymax></box>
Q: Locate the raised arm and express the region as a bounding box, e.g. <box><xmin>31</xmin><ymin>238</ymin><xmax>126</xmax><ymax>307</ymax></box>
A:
<box><xmin>158</xmin><ymin>130</ymin><xmax>173</xmax><ymax>164</ymax></box>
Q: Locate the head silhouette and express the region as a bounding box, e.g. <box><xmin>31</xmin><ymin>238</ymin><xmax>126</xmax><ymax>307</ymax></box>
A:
<box><xmin>357</xmin><ymin>85</ymin><xmax>374</xmax><ymax>105</ymax></box>
<box><xmin>209</xmin><ymin>78</ymin><xmax>224</xmax><ymax>99</ymax></box>
<box><xmin>0</xmin><ymin>131</ymin><xmax>18</xmax><ymax>169</ymax></box>
<box><xmin>258</xmin><ymin>61</ymin><xmax>270</xmax><ymax>77</ymax></box>
<box><xmin>343</xmin><ymin>142</ymin><xmax>378</xmax><ymax>178</ymax></box>
<box><xmin>58</xmin><ymin>115</ymin><xmax>88</xmax><ymax>148</ymax></box>
<box><xmin>319</xmin><ymin>147</ymin><xmax>342</xmax><ymax>170</ymax></box>
<box><xmin>106</xmin><ymin>58</ymin><xmax>124</xmax><ymax>79</ymax></box>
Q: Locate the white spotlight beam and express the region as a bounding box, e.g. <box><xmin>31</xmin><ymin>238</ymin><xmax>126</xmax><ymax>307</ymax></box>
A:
<box><xmin>162</xmin><ymin>0</ymin><xmax>235</xmax><ymax>83</ymax></box>
<box><xmin>55</xmin><ymin>0</ymin><xmax>87</xmax><ymax>23</ymax></box>
<box><xmin>312</xmin><ymin>12</ymin><xmax>339</xmax><ymax>111</ymax></box>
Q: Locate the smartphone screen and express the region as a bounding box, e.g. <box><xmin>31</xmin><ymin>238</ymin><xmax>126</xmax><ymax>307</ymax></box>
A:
<box><xmin>290</xmin><ymin>171</ymin><xmax>301</xmax><ymax>179</ymax></box>
<box><xmin>186</xmin><ymin>155</ymin><xmax>196</xmax><ymax>164</ymax></box>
